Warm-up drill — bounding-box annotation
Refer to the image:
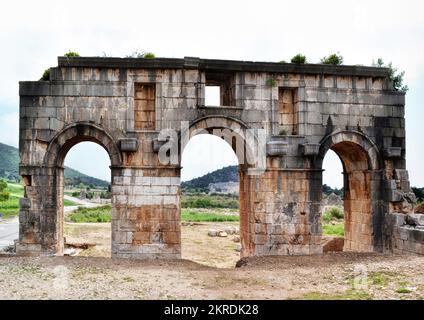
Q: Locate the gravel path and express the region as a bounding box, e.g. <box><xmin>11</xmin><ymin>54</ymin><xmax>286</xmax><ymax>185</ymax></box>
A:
<box><xmin>0</xmin><ymin>253</ymin><xmax>423</xmax><ymax>300</ymax></box>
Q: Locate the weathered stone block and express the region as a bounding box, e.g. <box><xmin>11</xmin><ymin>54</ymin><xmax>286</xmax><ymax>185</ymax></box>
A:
<box><xmin>267</xmin><ymin>141</ymin><xmax>288</xmax><ymax>156</ymax></box>
<box><xmin>119</xmin><ymin>138</ymin><xmax>138</xmax><ymax>152</ymax></box>
<box><xmin>299</xmin><ymin>143</ymin><xmax>320</xmax><ymax>156</ymax></box>
<box><xmin>383</xmin><ymin>147</ymin><xmax>402</xmax><ymax>159</ymax></box>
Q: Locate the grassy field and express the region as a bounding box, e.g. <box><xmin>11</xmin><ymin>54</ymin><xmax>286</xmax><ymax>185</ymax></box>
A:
<box><xmin>0</xmin><ymin>182</ymin><xmax>77</xmax><ymax>218</ymax></box>
<box><xmin>67</xmin><ymin>196</ymin><xmax>347</xmax><ymax>236</ymax></box>
<box><xmin>3</xmin><ymin>187</ymin><xmax>345</xmax><ymax>238</ymax></box>
<box><xmin>67</xmin><ymin>205</ymin><xmax>112</xmax><ymax>222</ymax></box>
<box><xmin>182</xmin><ymin>208</ymin><xmax>239</xmax><ymax>222</ymax></box>
<box><xmin>322</xmin><ymin>206</ymin><xmax>345</xmax><ymax>237</ymax></box>
<box><xmin>323</xmin><ymin>223</ymin><xmax>344</xmax><ymax>236</ymax></box>
<box><xmin>68</xmin><ymin>205</ymin><xmax>240</xmax><ymax>223</ymax></box>
<box><xmin>182</xmin><ymin>194</ymin><xmax>238</xmax><ymax>209</ymax></box>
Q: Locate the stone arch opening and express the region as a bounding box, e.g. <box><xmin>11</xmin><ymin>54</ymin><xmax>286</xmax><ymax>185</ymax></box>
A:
<box><xmin>180</xmin><ymin>116</ymin><xmax>260</xmax><ymax>263</ymax></box>
<box><xmin>180</xmin><ymin>134</ymin><xmax>239</xmax><ymax>267</ymax></box>
<box><xmin>317</xmin><ymin>131</ymin><xmax>382</xmax><ymax>252</ymax></box>
<box><xmin>42</xmin><ymin>123</ymin><xmax>121</xmax><ymax>255</ymax></box>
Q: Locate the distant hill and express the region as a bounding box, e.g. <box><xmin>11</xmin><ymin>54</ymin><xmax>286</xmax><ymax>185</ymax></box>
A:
<box><xmin>182</xmin><ymin>165</ymin><xmax>239</xmax><ymax>192</ymax></box>
<box><xmin>0</xmin><ymin>142</ymin><xmax>109</xmax><ymax>187</ymax></box>
<box><xmin>0</xmin><ymin>142</ymin><xmax>20</xmax><ymax>181</ymax></box>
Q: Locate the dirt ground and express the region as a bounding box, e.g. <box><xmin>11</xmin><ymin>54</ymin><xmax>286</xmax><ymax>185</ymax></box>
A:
<box><xmin>1</xmin><ymin>222</ymin><xmax>424</xmax><ymax>300</ymax></box>
<box><xmin>64</xmin><ymin>221</ymin><xmax>241</xmax><ymax>268</ymax></box>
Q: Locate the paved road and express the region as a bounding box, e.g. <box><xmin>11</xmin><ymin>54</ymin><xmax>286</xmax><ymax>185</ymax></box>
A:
<box><xmin>63</xmin><ymin>195</ymin><xmax>103</xmax><ymax>213</ymax></box>
<box><xmin>0</xmin><ymin>217</ymin><xmax>18</xmax><ymax>251</ymax></box>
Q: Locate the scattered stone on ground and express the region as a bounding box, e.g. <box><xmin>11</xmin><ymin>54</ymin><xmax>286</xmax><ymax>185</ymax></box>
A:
<box><xmin>208</xmin><ymin>229</ymin><xmax>217</xmax><ymax>237</ymax></box>
<box><xmin>208</xmin><ymin>226</ymin><xmax>239</xmax><ymax>238</ymax></box>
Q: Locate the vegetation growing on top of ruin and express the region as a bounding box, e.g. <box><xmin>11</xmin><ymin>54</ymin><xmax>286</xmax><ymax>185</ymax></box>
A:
<box><xmin>291</xmin><ymin>54</ymin><xmax>307</xmax><ymax>64</ymax></box>
<box><xmin>321</xmin><ymin>53</ymin><xmax>344</xmax><ymax>65</ymax></box>
<box><xmin>141</xmin><ymin>52</ymin><xmax>156</xmax><ymax>59</ymax></box>
<box><xmin>64</xmin><ymin>51</ymin><xmax>80</xmax><ymax>57</ymax></box>
<box><xmin>126</xmin><ymin>50</ymin><xmax>156</xmax><ymax>58</ymax></box>
<box><xmin>373</xmin><ymin>58</ymin><xmax>408</xmax><ymax>92</ymax></box>
<box><xmin>40</xmin><ymin>69</ymin><xmax>50</xmax><ymax>81</ymax></box>
<box><xmin>266</xmin><ymin>76</ymin><xmax>277</xmax><ymax>87</ymax></box>
<box><xmin>39</xmin><ymin>51</ymin><xmax>79</xmax><ymax>81</ymax></box>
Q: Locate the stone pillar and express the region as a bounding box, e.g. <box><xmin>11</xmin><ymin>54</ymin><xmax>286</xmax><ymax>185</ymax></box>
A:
<box><xmin>241</xmin><ymin>168</ymin><xmax>323</xmax><ymax>257</ymax></box>
<box><xmin>111</xmin><ymin>167</ymin><xmax>181</xmax><ymax>259</ymax></box>
<box><xmin>17</xmin><ymin>165</ymin><xmax>64</xmax><ymax>256</ymax></box>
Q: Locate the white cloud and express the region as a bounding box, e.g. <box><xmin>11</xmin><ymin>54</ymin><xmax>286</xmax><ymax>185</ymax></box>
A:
<box><xmin>0</xmin><ymin>0</ymin><xmax>423</xmax><ymax>185</ymax></box>
<box><xmin>0</xmin><ymin>112</ymin><xmax>19</xmax><ymax>147</ymax></box>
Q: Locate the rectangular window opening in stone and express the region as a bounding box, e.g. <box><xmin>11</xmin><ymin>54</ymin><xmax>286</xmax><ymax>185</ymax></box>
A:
<box><xmin>205</xmin><ymin>71</ymin><xmax>235</xmax><ymax>106</ymax></box>
<box><xmin>134</xmin><ymin>83</ymin><xmax>156</xmax><ymax>130</ymax></box>
<box><xmin>278</xmin><ymin>87</ymin><xmax>299</xmax><ymax>135</ymax></box>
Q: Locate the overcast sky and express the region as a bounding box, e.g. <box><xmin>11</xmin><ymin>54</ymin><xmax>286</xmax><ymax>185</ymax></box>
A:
<box><xmin>0</xmin><ymin>0</ymin><xmax>423</xmax><ymax>187</ymax></box>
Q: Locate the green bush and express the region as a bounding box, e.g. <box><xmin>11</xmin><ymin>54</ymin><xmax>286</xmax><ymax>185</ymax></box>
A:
<box><xmin>126</xmin><ymin>50</ymin><xmax>156</xmax><ymax>58</ymax></box>
<box><xmin>40</xmin><ymin>69</ymin><xmax>50</xmax><ymax>81</ymax></box>
<box><xmin>291</xmin><ymin>54</ymin><xmax>307</xmax><ymax>64</ymax></box>
<box><xmin>321</xmin><ymin>53</ymin><xmax>343</xmax><ymax>65</ymax></box>
<box><xmin>0</xmin><ymin>192</ymin><xmax>10</xmax><ymax>202</ymax></box>
<box><xmin>323</xmin><ymin>207</ymin><xmax>344</xmax><ymax>222</ymax></box>
<box><xmin>0</xmin><ymin>180</ymin><xmax>7</xmax><ymax>192</ymax></box>
<box><xmin>100</xmin><ymin>191</ymin><xmax>111</xmax><ymax>199</ymax></box>
<box><xmin>142</xmin><ymin>52</ymin><xmax>156</xmax><ymax>59</ymax></box>
<box><xmin>266</xmin><ymin>77</ymin><xmax>277</xmax><ymax>87</ymax></box>
<box><xmin>64</xmin><ymin>51</ymin><xmax>80</xmax><ymax>57</ymax></box>
<box><xmin>71</xmin><ymin>191</ymin><xmax>80</xmax><ymax>197</ymax></box>
<box><xmin>373</xmin><ymin>58</ymin><xmax>408</xmax><ymax>92</ymax></box>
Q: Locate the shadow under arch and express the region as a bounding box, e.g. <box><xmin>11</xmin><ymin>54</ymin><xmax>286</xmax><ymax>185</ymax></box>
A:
<box><xmin>314</xmin><ymin>130</ymin><xmax>383</xmax><ymax>252</ymax></box>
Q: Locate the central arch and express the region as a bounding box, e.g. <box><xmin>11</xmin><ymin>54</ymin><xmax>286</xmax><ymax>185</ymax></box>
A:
<box><xmin>181</xmin><ymin>116</ymin><xmax>260</xmax><ymax>258</ymax></box>
<box><xmin>315</xmin><ymin>130</ymin><xmax>383</xmax><ymax>252</ymax></box>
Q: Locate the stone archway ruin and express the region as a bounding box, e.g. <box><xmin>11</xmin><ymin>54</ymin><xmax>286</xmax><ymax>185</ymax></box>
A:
<box><xmin>17</xmin><ymin>56</ymin><xmax>423</xmax><ymax>258</ymax></box>
<box><xmin>316</xmin><ymin>130</ymin><xmax>382</xmax><ymax>252</ymax></box>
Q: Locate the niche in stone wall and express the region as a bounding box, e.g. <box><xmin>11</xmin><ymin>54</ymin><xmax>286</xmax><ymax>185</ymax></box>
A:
<box><xmin>134</xmin><ymin>83</ymin><xmax>156</xmax><ymax>130</ymax></box>
<box><xmin>278</xmin><ymin>87</ymin><xmax>299</xmax><ymax>135</ymax></box>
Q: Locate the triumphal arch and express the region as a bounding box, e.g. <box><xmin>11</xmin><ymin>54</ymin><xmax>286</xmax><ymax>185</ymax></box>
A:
<box><xmin>18</xmin><ymin>56</ymin><xmax>423</xmax><ymax>258</ymax></box>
